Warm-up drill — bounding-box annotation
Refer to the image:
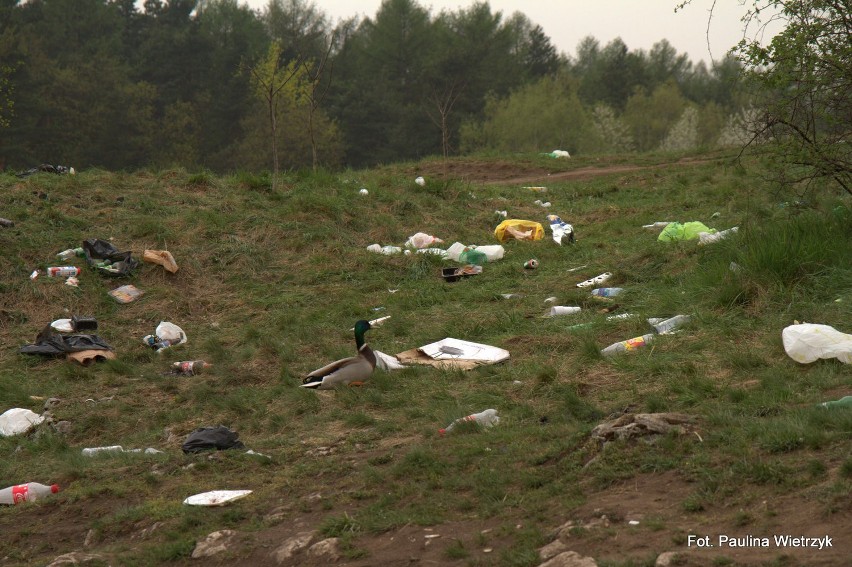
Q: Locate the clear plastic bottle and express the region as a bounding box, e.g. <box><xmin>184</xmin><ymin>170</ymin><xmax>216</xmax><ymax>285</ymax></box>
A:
<box><xmin>56</xmin><ymin>247</ymin><xmax>85</xmax><ymax>261</ymax></box>
<box><xmin>601</xmin><ymin>334</ymin><xmax>655</xmax><ymax>357</ymax></box>
<box><xmin>439</xmin><ymin>409</ymin><xmax>499</xmax><ymax>435</ymax></box>
<box><xmin>81</xmin><ymin>445</ymin><xmax>124</xmax><ymax>456</ymax></box>
<box><xmin>0</xmin><ymin>482</ymin><xmax>59</xmax><ymax>505</ymax></box>
<box><xmin>591</xmin><ymin>287</ymin><xmax>624</xmax><ymax>297</ymax></box>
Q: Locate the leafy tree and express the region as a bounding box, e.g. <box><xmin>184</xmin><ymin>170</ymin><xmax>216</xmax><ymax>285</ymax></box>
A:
<box><xmin>574</xmin><ymin>37</ymin><xmax>647</xmax><ymax>111</ymax></box>
<box><xmin>659</xmin><ymin>106</ymin><xmax>699</xmax><ymax>152</ymax></box>
<box><xmin>732</xmin><ymin>0</ymin><xmax>851</xmax><ymax>195</ymax></box>
<box><xmin>460</xmin><ymin>74</ymin><xmax>591</xmax><ymax>155</ymax></box>
<box><xmin>623</xmin><ymin>81</ymin><xmax>688</xmax><ymax>152</ymax></box>
<box><xmin>196</xmin><ymin>0</ymin><xmax>268</xmax><ymax>167</ymax></box>
<box><xmin>590</xmin><ymin>104</ymin><xmax>635</xmax><ymax>154</ymax></box>
<box><xmin>263</xmin><ymin>0</ymin><xmax>330</xmax><ymax>61</ymax></box>
<box><xmin>327</xmin><ymin>0</ymin><xmax>434</xmax><ymax>166</ymax></box>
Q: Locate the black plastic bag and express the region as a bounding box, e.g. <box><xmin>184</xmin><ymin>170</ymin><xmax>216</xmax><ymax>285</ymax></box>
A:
<box><xmin>19</xmin><ymin>324</ymin><xmax>112</xmax><ymax>356</ymax></box>
<box><xmin>182</xmin><ymin>425</ymin><xmax>246</xmax><ymax>454</ymax></box>
<box><xmin>83</xmin><ymin>238</ymin><xmax>139</xmax><ymax>277</ymax></box>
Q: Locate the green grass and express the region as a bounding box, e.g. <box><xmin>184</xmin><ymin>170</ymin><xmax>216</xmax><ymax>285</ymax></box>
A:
<box><xmin>0</xmin><ymin>152</ymin><xmax>850</xmax><ymax>565</ymax></box>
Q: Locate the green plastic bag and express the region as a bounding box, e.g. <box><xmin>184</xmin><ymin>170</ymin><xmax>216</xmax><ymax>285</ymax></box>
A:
<box><xmin>657</xmin><ymin>221</ymin><xmax>716</xmax><ymax>242</ymax></box>
<box><xmin>459</xmin><ymin>248</ymin><xmax>487</xmax><ymax>266</ymax></box>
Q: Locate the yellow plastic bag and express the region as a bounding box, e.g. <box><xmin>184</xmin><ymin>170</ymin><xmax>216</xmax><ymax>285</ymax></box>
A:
<box><xmin>494</xmin><ymin>219</ymin><xmax>544</xmax><ymax>243</ymax></box>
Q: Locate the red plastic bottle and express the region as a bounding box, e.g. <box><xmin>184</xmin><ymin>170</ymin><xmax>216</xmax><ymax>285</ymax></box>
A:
<box><xmin>0</xmin><ymin>483</ymin><xmax>59</xmax><ymax>505</ymax></box>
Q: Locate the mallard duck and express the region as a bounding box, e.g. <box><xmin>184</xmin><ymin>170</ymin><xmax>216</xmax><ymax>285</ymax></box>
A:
<box><xmin>301</xmin><ymin>320</ymin><xmax>376</xmax><ymax>389</ymax></box>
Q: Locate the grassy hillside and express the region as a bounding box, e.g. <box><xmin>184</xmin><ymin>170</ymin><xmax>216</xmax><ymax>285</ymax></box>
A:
<box><xmin>0</xmin><ymin>153</ymin><xmax>850</xmax><ymax>567</ymax></box>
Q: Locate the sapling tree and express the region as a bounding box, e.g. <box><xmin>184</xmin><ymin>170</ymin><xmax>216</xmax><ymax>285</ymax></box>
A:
<box><xmin>247</xmin><ymin>41</ymin><xmax>303</xmax><ymax>188</ymax></box>
<box><xmin>679</xmin><ymin>0</ymin><xmax>852</xmax><ymax>195</ymax></box>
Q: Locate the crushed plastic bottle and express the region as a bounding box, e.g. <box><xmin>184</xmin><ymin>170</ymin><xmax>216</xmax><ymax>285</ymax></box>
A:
<box><xmin>601</xmin><ymin>334</ymin><xmax>655</xmax><ymax>357</ymax></box>
<box><xmin>439</xmin><ymin>409</ymin><xmax>499</xmax><ymax>436</ymax></box>
<box><xmin>650</xmin><ymin>315</ymin><xmax>691</xmax><ymax>334</ymax></box>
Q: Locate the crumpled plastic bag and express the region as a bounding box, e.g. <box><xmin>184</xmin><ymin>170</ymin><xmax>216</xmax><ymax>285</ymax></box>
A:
<box><xmin>547</xmin><ymin>214</ymin><xmax>575</xmax><ymax>245</ymax></box>
<box><xmin>182</xmin><ymin>425</ymin><xmax>246</xmax><ymax>454</ymax></box>
<box><xmin>83</xmin><ymin>238</ymin><xmax>139</xmax><ymax>276</ymax></box>
<box><xmin>494</xmin><ymin>219</ymin><xmax>544</xmax><ymax>243</ymax></box>
<box><xmin>782</xmin><ymin>323</ymin><xmax>852</xmax><ymax>364</ymax></box>
<box><xmin>20</xmin><ymin>324</ymin><xmax>113</xmax><ymax>356</ymax></box>
<box><xmin>657</xmin><ymin>222</ymin><xmax>716</xmax><ymax>242</ymax></box>
<box><xmin>405</xmin><ymin>232</ymin><xmax>444</xmax><ymax>249</ymax></box>
<box><xmin>0</xmin><ymin>408</ymin><xmax>44</xmax><ymax>437</ymax></box>
<box><xmin>155</xmin><ymin>322</ymin><xmax>187</xmax><ymax>345</ymax></box>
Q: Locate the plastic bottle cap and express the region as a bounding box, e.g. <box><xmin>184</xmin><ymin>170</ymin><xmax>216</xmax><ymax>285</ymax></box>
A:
<box><xmin>51</xmin><ymin>485</ymin><xmax>59</xmax><ymax>493</ymax></box>
<box><xmin>438</xmin><ymin>428</ymin><xmax>446</xmax><ymax>436</ymax></box>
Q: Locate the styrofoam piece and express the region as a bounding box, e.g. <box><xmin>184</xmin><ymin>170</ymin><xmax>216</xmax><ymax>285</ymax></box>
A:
<box><xmin>576</xmin><ymin>272</ymin><xmax>612</xmax><ymax>288</ymax></box>
<box><xmin>183</xmin><ymin>490</ymin><xmax>253</xmax><ymax>507</ymax></box>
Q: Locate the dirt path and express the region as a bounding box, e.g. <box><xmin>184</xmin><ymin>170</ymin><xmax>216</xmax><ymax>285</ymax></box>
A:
<box><xmin>412</xmin><ymin>156</ymin><xmax>719</xmax><ymax>186</ymax></box>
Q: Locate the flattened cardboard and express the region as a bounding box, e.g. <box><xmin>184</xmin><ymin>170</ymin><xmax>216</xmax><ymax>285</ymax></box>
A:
<box><xmin>395</xmin><ymin>338</ymin><xmax>510</xmax><ymax>371</ymax></box>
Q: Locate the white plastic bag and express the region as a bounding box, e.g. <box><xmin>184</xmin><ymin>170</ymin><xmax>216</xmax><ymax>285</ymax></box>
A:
<box><xmin>0</xmin><ymin>408</ymin><xmax>44</xmax><ymax>437</ymax></box>
<box><xmin>156</xmin><ymin>322</ymin><xmax>187</xmax><ymax>345</ymax></box>
<box><xmin>405</xmin><ymin>232</ymin><xmax>443</xmax><ymax>249</ymax></box>
<box><xmin>782</xmin><ymin>323</ymin><xmax>852</xmax><ymax>364</ymax></box>
<box><xmin>470</xmin><ymin>245</ymin><xmax>504</xmax><ymax>262</ymax></box>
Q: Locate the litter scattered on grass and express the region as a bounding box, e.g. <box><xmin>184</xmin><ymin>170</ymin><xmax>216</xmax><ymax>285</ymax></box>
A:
<box><xmin>81</xmin><ymin>446</ymin><xmax>163</xmax><ymax>456</ymax></box>
<box><xmin>15</xmin><ymin>164</ymin><xmax>75</xmax><ymax>178</ymax></box>
<box><xmin>83</xmin><ymin>238</ymin><xmax>139</xmax><ymax>276</ymax></box>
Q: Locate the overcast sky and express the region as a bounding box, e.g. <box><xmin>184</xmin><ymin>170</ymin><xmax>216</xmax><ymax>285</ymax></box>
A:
<box><xmin>242</xmin><ymin>0</ymin><xmax>784</xmax><ymax>66</ymax></box>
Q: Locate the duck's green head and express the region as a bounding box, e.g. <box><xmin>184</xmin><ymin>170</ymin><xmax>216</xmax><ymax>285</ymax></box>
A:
<box><xmin>354</xmin><ymin>319</ymin><xmax>372</xmax><ymax>348</ymax></box>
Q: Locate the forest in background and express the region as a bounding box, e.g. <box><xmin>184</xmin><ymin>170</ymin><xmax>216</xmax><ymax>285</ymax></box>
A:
<box><xmin>0</xmin><ymin>0</ymin><xmax>753</xmax><ymax>172</ymax></box>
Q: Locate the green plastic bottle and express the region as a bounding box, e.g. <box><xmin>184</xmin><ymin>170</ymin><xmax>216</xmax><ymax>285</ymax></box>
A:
<box><xmin>819</xmin><ymin>396</ymin><xmax>852</xmax><ymax>409</ymax></box>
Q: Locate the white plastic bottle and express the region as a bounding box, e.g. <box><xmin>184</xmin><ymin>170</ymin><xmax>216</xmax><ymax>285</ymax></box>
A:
<box><xmin>601</xmin><ymin>334</ymin><xmax>655</xmax><ymax>357</ymax></box>
<box><xmin>0</xmin><ymin>482</ymin><xmax>59</xmax><ymax>505</ymax></box>
<box><xmin>439</xmin><ymin>409</ymin><xmax>499</xmax><ymax>435</ymax></box>
<box><xmin>548</xmin><ymin>306</ymin><xmax>581</xmax><ymax>317</ymax></box>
